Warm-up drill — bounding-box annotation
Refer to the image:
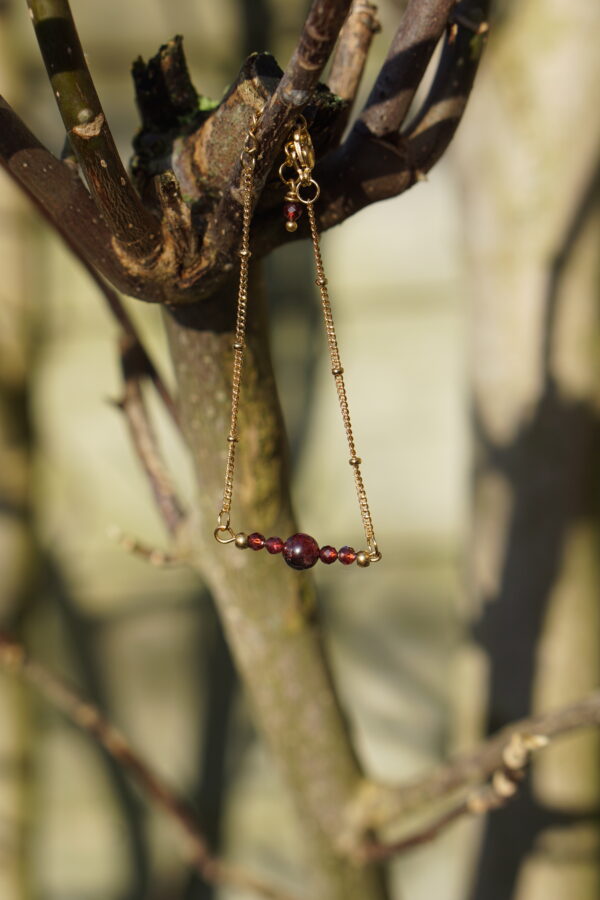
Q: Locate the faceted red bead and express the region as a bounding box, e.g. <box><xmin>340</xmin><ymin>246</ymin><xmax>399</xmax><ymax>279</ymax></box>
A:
<box><xmin>265</xmin><ymin>536</ymin><xmax>284</xmax><ymax>554</ymax></box>
<box><xmin>247</xmin><ymin>532</ymin><xmax>265</xmax><ymax>551</ymax></box>
<box><xmin>283</xmin><ymin>201</ymin><xmax>302</xmax><ymax>222</ymax></box>
<box><xmin>319</xmin><ymin>546</ymin><xmax>338</xmax><ymax>564</ymax></box>
<box><xmin>338</xmin><ymin>546</ymin><xmax>357</xmax><ymax>565</ymax></box>
<box><xmin>283</xmin><ymin>533</ymin><xmax>320</xmax><ymax>570</ymax></box>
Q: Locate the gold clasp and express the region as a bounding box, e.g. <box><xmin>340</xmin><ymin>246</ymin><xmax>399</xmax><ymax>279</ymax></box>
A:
<box><xmin>279</xmin><ymin>116</ymin><xmax>316</xmax><ymax>195</ymax></box>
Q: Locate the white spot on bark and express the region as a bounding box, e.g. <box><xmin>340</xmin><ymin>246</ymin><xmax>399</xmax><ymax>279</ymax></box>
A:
<box><xmin>100</xmin><ymin>159</ymin><xmax>108</xmax><ymax>168</ymax></box>
<box><xmin>120</xmin><ymin>177</ymin><xmax>126</xmax><ymax>186</ymax></box>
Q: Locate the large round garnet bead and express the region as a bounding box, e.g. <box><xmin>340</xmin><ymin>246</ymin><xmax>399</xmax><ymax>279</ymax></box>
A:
<box><xmin>283</xmin><ymin>533</ymin><xmax>320</xmax><ymax>570</ymax></box>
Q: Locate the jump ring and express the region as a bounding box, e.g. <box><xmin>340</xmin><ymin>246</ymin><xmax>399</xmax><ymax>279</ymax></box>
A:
<box><xmin>296</xmin><ymin>178</ymin><xmax>320</xmax><ymax>204</ymax></box>
<box><xmin>214</xmin><ymin>524</ymin><xmax>236</xmax><ymax>544</ymax></box>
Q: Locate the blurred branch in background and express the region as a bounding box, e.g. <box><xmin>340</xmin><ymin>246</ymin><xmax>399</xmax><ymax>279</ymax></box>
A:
<box><xmin>0</xmin><ymin>630</ymin><xmax>300</xmax><ymax>900</ymax></box>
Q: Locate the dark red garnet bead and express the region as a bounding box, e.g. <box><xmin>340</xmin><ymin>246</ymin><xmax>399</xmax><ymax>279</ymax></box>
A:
<box><xmin>338</xmin><ymin>546</ymin><xmax>357</xmax><ymax>565</ymax></box>
<box><xmin>320</xmin><ymin>546</ymin><xmax>338</xmax><ymax>565</ymax></box>
<box><xmin>247</xmin><ymin>532</ymin><xmax>265</xmax><ymax>551</ymax></box>
<box><xmin>283</xmin><ymin>533</ymin><xmax>320</xmax><ymax>570</ymax></box>
<box><xmin>265</xmin><ymin>536</ymin><xmax>284</xmax><ymax>554</ymax></box>
<box><xmin>283</xmin><ymin>201</ymin><xmax>302</xmax><ymax>222</ymax></box>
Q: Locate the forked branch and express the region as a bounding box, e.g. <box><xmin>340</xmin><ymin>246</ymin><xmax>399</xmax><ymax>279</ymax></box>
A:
<box><xmin>358</xmin><ymin>733</ymin><xmax>549</xmax><ymax>862</ymax></box>
<box><xmin>313</xmin><ymin>0</ymin><xmax>491</xmax><ymax>230</ymax></box>
<box><xmin>348</xmin><ymin>690</ymin><xmax>600</xmax><ymax>833</ymax></box>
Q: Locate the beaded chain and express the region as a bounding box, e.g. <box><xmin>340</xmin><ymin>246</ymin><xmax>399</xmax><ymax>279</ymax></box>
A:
<box><xmin>214</xmin><ymin>112</ymin><xmax>381</xmax><ymax>571</ymax></box>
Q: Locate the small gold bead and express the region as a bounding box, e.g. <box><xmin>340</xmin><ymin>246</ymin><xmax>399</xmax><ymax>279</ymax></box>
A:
<box><xmin>349</xmin><ymin>456</ymin><xmax>362</xmax><ymax>466</ymax></box>
<box><xmin>285</xmin><ymin>220</ymin><xmax>298</xmax><ymax>232</ymax></box>
<box><xmin>332</xmin><ymin>366</ymin><xmax>344</xmax><ymax>376</ymax></box>
<box><xmin>233</xmin><ymin>341</ymin><xmax>244</xmax><ymax>350</ymax></box>
<box><xmin>315</xmin><ymin>276</ymin><xmax>328</xmax><ymax>287</ymax></box>
<box><xmin>227</xmin><ymin>435</ymin><xmax>238</xmax><ymax>443</ymax></box>
<box><xmin>356</xmin><ymin>551</ymin><xmax>370</xmax><ymax>568</ymax></box>
<box><xmin>234</xmin><ymin>532</ymin><xmax>249</xmax><ymax>548</ymax></box>
<box><xmin>239</xmin><ymin>248</ymin><xmax>251</xmax><ymax>257</ymax></box>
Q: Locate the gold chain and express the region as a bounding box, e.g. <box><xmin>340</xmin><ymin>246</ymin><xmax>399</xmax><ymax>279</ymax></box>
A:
<box><xmin>215</xmin><ymin>113</ymin><xmax>381</xmax><ymax>564</ymax></box>
<box><xmin>214</xmin><ymin>111</ymin><xmax>261</xmax><ymax>545</ymax></box>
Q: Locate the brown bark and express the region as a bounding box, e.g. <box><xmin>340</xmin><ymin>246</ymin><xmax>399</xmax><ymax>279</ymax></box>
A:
<box><xmin>164</xmin><ymin>269</ymin><xmax>388</xmax><ymax>899</ymax></box>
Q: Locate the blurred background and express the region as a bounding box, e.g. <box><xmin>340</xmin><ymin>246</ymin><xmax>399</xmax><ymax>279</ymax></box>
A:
<box><xmin>0</xmin><ymin>1</ymin><xmax>598</xmax><ymax>899</ymax></box>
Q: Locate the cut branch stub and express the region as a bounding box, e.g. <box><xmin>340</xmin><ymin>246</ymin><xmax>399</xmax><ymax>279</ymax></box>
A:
<box><xmin>131</xmin><ymin>35</ymin><xmax>209</xmax><ymax>210</ymax></box>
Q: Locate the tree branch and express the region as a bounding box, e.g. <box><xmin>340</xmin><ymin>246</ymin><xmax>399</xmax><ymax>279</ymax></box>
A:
<box><xmin>0</xmin><ymin>96</ymin><xmax>155</xmax><ymax>297</ymax></box>
<box><xmin>327</xmin><ymin>0</ymin><xmax>381</xmax><ymax>108</ymax></box>
<box><xmin>0</xmin><ymin>96</ymin><xmax>180</xmax><ymax>421</ymax></box>
<box><xmin>348</xmin><ymin>691</ymin><xmax>600</xmax><ymax>833</ymax></box>
<box><xmin>26</xmin><ymin>0</ymin><xmax>162</xmax><ymax>260</ymax></box>
<box><xmin>358</xmin><ymin>732</ymin><xmax>549</xmax><ymax>862</ymax></box>
<box><xmin>358</xmin><ymin>0</ymin><xmax>456</xmax><ymax>137</ymax></box>
<box><xmin>312</xmin><ymin>0</ymin><xmax>491</xmax><ymax>230</ymax></box>
<box><xmin>0</xmin><ymin>631</ymin><xmax>300</xmax><ymax>900</ymax></box>
<box><xmin>118</xmin><ymin>334</ymin><xmax>186</xmax><ymax>538</ymax></box>
<box><xmin>403</xmin><ymin>1</ymin><xmax>490</xmax><ymax>170</ymax></box>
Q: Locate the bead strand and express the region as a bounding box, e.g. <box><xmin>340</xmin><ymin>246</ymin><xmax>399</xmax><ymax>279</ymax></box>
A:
<box><xmin>232</xmin><ymin>531</ymin><xmax>371</xmax><ymax>569</ymax></box>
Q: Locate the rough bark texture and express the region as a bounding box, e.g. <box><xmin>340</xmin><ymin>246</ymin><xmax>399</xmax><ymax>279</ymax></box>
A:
<box><xmin>164</xmin><ymin>269</ymin><xmax>388</xmax><ymax>900</ymax></box>
<box><xmin>456</xmin><ymin>0</ymin><xmax>600</xmax><ymax>897</ymax></box>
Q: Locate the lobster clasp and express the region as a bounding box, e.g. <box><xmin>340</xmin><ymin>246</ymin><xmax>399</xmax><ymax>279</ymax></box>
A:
<box><xmin>280</xmin><ymin>116</ymin><xmax>315</xmax><ymax>188</ymax></box>
<box><xmin>291</xmin><ymin>120</ymin><xmax>315</xmax><ymax>175</ymax></box>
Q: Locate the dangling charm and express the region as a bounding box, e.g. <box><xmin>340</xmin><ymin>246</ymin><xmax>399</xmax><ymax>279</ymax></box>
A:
<box><xmin>214</xmin><ymin>111</ymin><xmax>382</xmax><ymax>569</ymax></box>
<box><xmin>283</xmin><ymin>195</ymin><xmax>303</xmax><ymax>232</ymax></box>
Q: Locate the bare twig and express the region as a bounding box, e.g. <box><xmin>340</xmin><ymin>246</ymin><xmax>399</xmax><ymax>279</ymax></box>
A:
<box><xmin>358</xmin><ymin>0</ymin><xmax>456</xmax><ymax>137</ymax></box>
<box><xmin>118</xmin><ymin>335</ymin><xmax>186</xmax><ymax>537</ymax></box>
<box><xmin>357</xmin><ymin>732</ymin><xmax>549</xmax><ymax>862</ymax></box>
<box><xmin>328</xmin><ymin>1</ymin><xmax>381</xmax><ymax>106</ymax></box>
<box><xmin>107</xmin><ymin>525</ymin><xmax>187</xmax><ymax>567</ymax></box>
<box><xmin>349</xmin><ymin>691</ymin><xmax>600</xmax><ymax>833</ymax></box>
<box><xmin>26</xmin><ymin>0</ymin><xmax>161</xmax><ymax>259</ymax></box>
<box><xmin>361</xmin><ymin>799</ymin><xmax>471</xmax><ymax>861</ymax></box>
<box><xmin>0</xmin><ymin>632</ymin><xmax>300</xmax><ymax>900</ymax></box>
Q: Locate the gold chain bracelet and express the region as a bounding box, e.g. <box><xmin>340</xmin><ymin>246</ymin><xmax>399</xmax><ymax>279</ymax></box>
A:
<box><xmin>214</xmin><ymin>112</ymin><xmax>381</xmax><ymax>571</ymax></box>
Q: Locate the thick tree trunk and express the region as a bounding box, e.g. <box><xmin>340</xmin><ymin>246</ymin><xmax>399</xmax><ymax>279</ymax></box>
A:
<box><xmin>457</xmin><ymin>1</ymin><xmax>600</xmax><ymax>897</ymax></box>
<box><xmin>164</xmin><ymin>267</ymin><xmax>388</xmax><ymax>900</ymax></box>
